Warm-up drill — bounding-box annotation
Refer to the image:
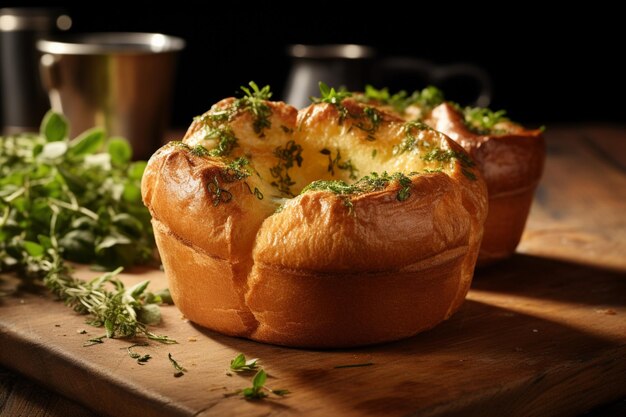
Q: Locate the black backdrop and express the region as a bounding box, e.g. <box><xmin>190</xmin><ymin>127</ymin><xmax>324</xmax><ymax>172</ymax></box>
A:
<box><xmin>6</xmin><ymin>3</ymin><xmax>626</xmax><ymax>128</ymax></box>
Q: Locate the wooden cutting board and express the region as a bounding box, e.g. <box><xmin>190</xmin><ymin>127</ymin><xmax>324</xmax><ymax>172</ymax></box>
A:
<box><xmin>1</xmin><ymin>126</ymin><xmax>625</xmax><ymax>417</ymax></box>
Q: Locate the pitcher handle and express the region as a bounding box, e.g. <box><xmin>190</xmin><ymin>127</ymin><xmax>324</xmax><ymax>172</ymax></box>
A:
<box><xmin>375</xmin><ymin>57</ymin><xmax>493</xmax><ymax>107</ymax></box>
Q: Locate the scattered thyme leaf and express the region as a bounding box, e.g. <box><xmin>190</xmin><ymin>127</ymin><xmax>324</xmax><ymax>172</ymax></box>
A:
<box><xmin>83</xmin><ymin>335</ymin><xmax>106</xmax><ymax>347</ymax></box>
<box><xmin>237</xmin><ymin>369</ymin><xmax>289</xmax><ymax>400</ymax></box>
<box><xmin>168</xmin><ymin>353</ymin><xmax>186</xmax><ymax>377</ymax></box>
<box><xmin>124</xmin><ymin>343</ymin><xmax>152</xmax><ymax>364</ymax></box>
<box><xmin>230</xmin><ymin>353</ymin><xmax>259</xmax><ymax>372</ymax></box>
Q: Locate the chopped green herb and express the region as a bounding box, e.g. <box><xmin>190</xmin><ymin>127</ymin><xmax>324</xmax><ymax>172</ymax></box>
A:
<box><xmin>243</xmin><ymin>182</ymin><xmax>264</xmax><ymax>201</ymax></box>
<box><xmin>462</xmin><ymin>106</ymin><xmax>509</xmax><ymax>134</ymax></box>
<box><xmin>301</xmin><ymin>171</ymin><xmax>414</xmax><ymax>204</ymax></box>
<box><xmin>168</xmin><ymin>353</ymin><xmax>186</xmax><ymax>377</ymax></box>
<box><xmin>422</xmin><ymin>148</ymin><xmax>477</xmax><ymax>180</ymax></box>
<box><xmin>320</xmin><ymin>148</ymin><xmax>358</xmax><ymax>180</ymax></box>
<box><xmin>270</xmin><ymin>140</ymin><xmax>303</xmax><ymax>196</ymax></box>
<box><xmin>207</xmin><ymin>176</ymin><xmax>233</xmax><ymax>207</ymax></box>
<box><xmin>190</xmin><ymin>144</ymin><xmax>209</xmax><ymax>157</ymax></box>
<box><xmin>230</xmin><ymin>353</ymin><xmax>259</xmax><ymax>372</ymax></box>
<box><xmin>354</xmin><ymin>107</ymin><xmax>382</xmax><ymax>140</ymax></box>
<box><xmin>205</xmin><ymin>126</ymin><xmax>239</xmax><ymax>157</ymax></box>
<box><xmin>393</xmin><ymin>121</ymin><xmax>432</xmax><ymax>155</ymax></box>
<box><xmin>224</xmin><ymin>157</ymin><xmax>252</xmax><ymax>181</ymax></box>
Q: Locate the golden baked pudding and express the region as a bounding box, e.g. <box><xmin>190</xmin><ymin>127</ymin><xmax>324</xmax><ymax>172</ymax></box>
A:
<box><xmin>142</xmin><ymin>83</ymin><xmax>487</xmax><ymax>347</ymax></box>
<box><xmin>360</xmin><ymin>86</ymin><xmax>545</xmax><ymax>265</ymax></box>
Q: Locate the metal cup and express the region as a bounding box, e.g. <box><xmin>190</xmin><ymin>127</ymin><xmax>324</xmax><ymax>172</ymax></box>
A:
<box><xmin>37</xmin><ymin>32</ymin><xmax>185</xmax><ymax>159</ymax></box>
<box><xmin>0</xmin><ymin>8</ymin><xmax>71</xmax><ymax>133</ymax></box>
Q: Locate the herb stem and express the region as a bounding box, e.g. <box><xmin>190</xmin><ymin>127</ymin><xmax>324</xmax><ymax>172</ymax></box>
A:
<box><xmin>333</xmin><ymin>362</ymin><xmax>374</xmax><ymax>369</ymax></box>
<box><xmin>48</xmin><ymin>198</ymin><xmax>99</xmax><ymax>220</ymax></box>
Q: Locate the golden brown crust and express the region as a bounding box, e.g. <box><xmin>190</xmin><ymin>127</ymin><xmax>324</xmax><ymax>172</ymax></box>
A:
<box><xmin>426</xmin><ymin>103</ymin><xmax>545</xmax><ymax>264</ymax></box>
<box><xmin>142</xmin><ymin>97</ymin><xmax>488</xmax><ymax>347</ymax></box>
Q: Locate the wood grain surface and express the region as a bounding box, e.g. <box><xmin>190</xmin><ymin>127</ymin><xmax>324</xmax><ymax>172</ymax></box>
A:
<box><xmin>1</xmin><ymin>125</ymin><xmax>625</xmax><ymax>417</ymax></box>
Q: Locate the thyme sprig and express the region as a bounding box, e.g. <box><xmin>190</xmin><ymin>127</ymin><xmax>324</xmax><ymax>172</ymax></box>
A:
<box><xmin>236</xmin><ymin>81</ymin><xmax>273</xmax><ymax>137</ymax></box>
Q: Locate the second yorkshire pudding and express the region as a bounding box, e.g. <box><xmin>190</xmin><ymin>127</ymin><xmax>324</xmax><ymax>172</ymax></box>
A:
<box><xmin>359</xmin><ymin>86</ymin><xmax>545</xmax><ymax>265</ymax></box>
<box><xmin>142</xmin><ymin>84</ymin><xmax>487</xmax><ymax>348</ymax></box>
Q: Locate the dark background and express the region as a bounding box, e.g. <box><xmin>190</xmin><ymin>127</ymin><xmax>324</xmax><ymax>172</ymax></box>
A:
<box><xmin>5</xmin><ymin>3</ymin><xmax>625</xmax><ymax>128</ymax></box>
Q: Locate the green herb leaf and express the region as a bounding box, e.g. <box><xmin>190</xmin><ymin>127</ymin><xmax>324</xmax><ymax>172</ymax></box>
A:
<box><xmin>235</xmin><ymin>368</ymin><xmax>290</xmax><ymax>400</ymax></box>
<box><xmin>39</xmin><ymin>141</ymin><xmax>68</xmax><ymax>160</ymax></box>
<box><xmin>155</xmin><ymin>288</ymin><xmax>173</xmax><ymax>304</ymax></box>
<box><xmin>23</xmin><ymin>241</ymin><xmax>44</xmax><ymax>257</ymax></box>
<box><xmin>68</xmin><ymin>128</ymin><xmax>105</xmax><ymax>157</ymax></box>
<box><xmin>311</xmin><ymin>82</ymin><xmax>352</xmax><ymax>104</ymax></box>
<box><xmin>138</xmin><ymin>303</ymin><xmax>162</xmax><ymax>325</ymax></box>
<box><xmin>40</xmin><ymin>111</ymin><xmax>68</xmax><ymax>142</ymax></box>
<box><xmin>107</xmin><ymin>138</ymin><xmax>133</xmax><ymax>166</ymax></box>
<box><xmin>230</xmin><ymin>353</ymin><xmax>259</xmax><ymax>372</ymax></box>
<box><xmin>252</xmin><ymin>369</ymin><xmax>267</xmax><ymax>389</ymax></box>
<box><xmin>128</xmin><ymin>161</ymin><xmax>148</xmax><ymax>180</ymax></box>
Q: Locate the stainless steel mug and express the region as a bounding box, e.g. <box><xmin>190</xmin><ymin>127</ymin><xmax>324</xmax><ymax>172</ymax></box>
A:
<box><xmin>284</xmin><ymin>44</ymin><xmax>493</xmax><ymax>109</ymax></box>
<box><xmin>0</xmin><ymin>8</ymin><xmax>71</xmax><ymax>133</ymax></box>
<box><xmin>37</xmin><ymin>32</ymin><xmax>185</xmax><ymax>160</ymax></box>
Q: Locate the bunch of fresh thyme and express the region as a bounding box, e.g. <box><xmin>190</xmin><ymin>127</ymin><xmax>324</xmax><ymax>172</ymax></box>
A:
<box><xmin>0</xmin><ymin>111</ymin><xmax>172</xmax><ymax>342</ymax></box>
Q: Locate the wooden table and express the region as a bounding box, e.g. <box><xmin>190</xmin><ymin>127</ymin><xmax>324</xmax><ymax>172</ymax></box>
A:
<box><xmin>1</xmin><ymin>125</ymin><xmax>626</xmax><ymax>417</ymax></box>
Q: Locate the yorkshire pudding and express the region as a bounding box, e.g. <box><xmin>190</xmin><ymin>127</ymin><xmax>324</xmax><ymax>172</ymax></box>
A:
<box><xmin>360</xmin><ymin>86</ymin><xmax>545</xmax><ymax>265</ymax></box>
<box><xmin>142</xmin><ymin>86</ymin><xmax>487</xmax><ymax>347</ymax></box>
